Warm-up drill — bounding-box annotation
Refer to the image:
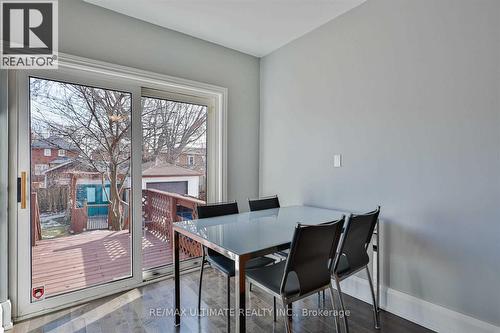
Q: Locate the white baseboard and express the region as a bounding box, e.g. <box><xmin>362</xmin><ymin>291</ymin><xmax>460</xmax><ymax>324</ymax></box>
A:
<box><xmin>0</xmin><ymin>300</ymin><xmax>13</xmax><ymax>332</ymax></box>
<box><xmin>337</xmin><ymin>276</ymin><xmax>500</xmax><ymax>333</ymax></box>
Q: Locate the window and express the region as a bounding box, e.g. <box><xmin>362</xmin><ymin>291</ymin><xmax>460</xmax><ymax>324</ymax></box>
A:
<box><xmin>86</xmin><ymin>187</ymin><xmax>96</xmax><ymax>203</ymax></box>
<box><xmin>58</xmin><ymin>149</ymin><xmax>65</xmax><ymax>157</ymax></box>
<box><xmin>141</xmin><ymin>91</ymin><xmax>210</xmax><ymax>272</ymax></box>
<box><xmin>141</xmin><ymin>91</ymin><xmax>210</xmax><ymax>202</ymax></box>
<box><xmin>43</xmin><ymin>148</ymin><xmax>51</xmax><ymax>156</ymax></box>
<box><xmin>34</xmin><ymin>164</ymin><xmax>49</xmax><ymax>175</ymax></box>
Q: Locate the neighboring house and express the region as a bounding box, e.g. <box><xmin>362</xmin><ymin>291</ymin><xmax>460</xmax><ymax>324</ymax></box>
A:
<box><xmin>43</xmin><ymin>159</ymin><xmax>100</xmax><ymax>188</ymax></box>
<box><xmin>175</xmin><ymin>147</ymin><xmax>206</xmax><ymax>171</ymax></box>
<box><xmin>31</xmin><ymin>135</ymin><xmax>79</xmax><ymax>187</ymax></box>
<box><xmin>43</xmin><ymin>159</ymin><xmax>201</xmax><ymax>211</ymax></box>
<box><xmin>43</xmin><ymin>159</ymin><xmax>125</xmax><ymax>220</ymax></box>
<box><xmin>142</xmin><ymin>161</ymin><xmax>202</xmax><ymax>198</ymax></box>
<box><xmin>174</xmin><ymin>147</ymin><xmax>206</xmax><ymax>199</ymax></box>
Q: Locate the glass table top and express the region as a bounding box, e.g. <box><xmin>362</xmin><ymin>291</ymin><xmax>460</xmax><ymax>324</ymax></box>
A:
<box><xmin>174</xmin><ymin>205</ymin><xmax>346</xmax><ymax>256</ymax></box>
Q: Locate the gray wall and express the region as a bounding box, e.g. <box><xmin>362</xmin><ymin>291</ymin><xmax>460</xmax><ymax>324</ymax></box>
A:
<box><xmin>59</xmin><ymin>0</ymin><xmax>260</xmax><ymax>207</ymax></box>
<box><xmin>260</xmin><ymin>0</ymin><xmax>500</xmax><ymax>326</ymax></box>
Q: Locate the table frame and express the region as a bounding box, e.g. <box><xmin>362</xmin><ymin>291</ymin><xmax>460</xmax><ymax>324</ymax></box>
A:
<box><xmin>173</xmin><ymin>209</ymin><xmax>380</xmax><ymax>332</ymax></box>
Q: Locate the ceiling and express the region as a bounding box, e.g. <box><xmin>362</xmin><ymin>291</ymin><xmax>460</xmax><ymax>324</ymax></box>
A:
<box><xmin>83</xmin><ymin>0</ymin><xmax>367</xmax><ymax>57</ymax></box>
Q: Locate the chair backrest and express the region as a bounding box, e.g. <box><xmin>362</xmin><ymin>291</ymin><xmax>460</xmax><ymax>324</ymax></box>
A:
<box><xmin>334</xmin><ymin>207</ymin><xmax>380</xmax><ymax>275</ymax></box>
<box><xmin>197</xmin><ymin>202</ymin><xmax>239</xmax><ymax>219</ymax></box>
<box><xmin>281</xmin><ymin>216</ymin><xmax>345</xmax><ymax>296</ymax></box>
<box><xmin>248</xmin><ymin>195</ymin><xmax>280</xmax><ymax>212</ymax></box>
<box><xmin>197</xmin><ymin>202</ymin><xmax>239</xmax><ymax>258</ymax></box>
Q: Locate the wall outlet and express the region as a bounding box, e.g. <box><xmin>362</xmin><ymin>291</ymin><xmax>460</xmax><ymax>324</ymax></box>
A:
<box><xmin>333</xmin><ymin>154</ymin><xmax>342</xmax><ymax>168</ymax></box>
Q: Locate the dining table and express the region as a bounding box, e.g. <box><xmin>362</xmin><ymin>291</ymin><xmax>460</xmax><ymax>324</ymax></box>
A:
<box><xmin>172</xmin><ymin>205</ymin><xmax>380</xmax><ymax>333</ymax></box>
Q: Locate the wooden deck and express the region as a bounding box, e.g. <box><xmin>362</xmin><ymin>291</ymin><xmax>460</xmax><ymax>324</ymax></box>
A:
<box><xmin>32</xmin><ymin>229</ymin><xmax>188</xmax><ymax>297</ymax></box>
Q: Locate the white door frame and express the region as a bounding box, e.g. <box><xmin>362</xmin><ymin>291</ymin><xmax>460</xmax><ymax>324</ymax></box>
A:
<box><xmin>8</xmin><ymin>53</ymin><xmax>228</xmax><ymax>320</ymax></box>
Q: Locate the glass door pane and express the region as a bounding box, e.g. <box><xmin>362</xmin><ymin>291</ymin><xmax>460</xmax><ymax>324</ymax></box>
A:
<box><xmin>29</xmin><ymin>77</ymin><xmax>132</xmax><ymax>298</ymax></box>
<box><xmin>141</xmin><ymin>95</ymin><xmax>207</xmax><ymax>272</ymax></box>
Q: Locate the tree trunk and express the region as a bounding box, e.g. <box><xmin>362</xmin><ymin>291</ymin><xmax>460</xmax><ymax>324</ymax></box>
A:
<box><xmin>108</xmin><ymin>166</ymin><xmax>123</xmax><ymax>231</ymax></box>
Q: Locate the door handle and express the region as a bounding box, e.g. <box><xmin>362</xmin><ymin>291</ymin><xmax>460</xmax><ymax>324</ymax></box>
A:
<box><xmin>20</xmin><ymin>171</ymin><xmax>27</xmax><ymax>209</ymax></box>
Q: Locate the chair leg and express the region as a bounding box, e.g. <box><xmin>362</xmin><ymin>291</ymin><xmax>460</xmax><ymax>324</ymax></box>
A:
<box><xmin>366</xmin><ymin>266</ymin><xmax>381</xmax><ymax>329</ymax></box>
<box><xmin>329</xmin><ymin>284</ymin><xmax>341</xmax><ymax>333</ymax></box>
<box><xmin>282</xmin><ymin>298</ymin><xmax>292</xmax><ymax>333</ymax></box>
<box><xmin>227</xmin><ymin>275</ymin><xmax>231</xmax><ymax>333</ymax></box>
<box><xmin>273</xmin><ymin>297</ymin><xmax>277</xmax><ymax>322</ymax></box>
<box><xmin>198</xmin><ymin>250</ymin><xmax>206</xmax><ymax>314</ymax></box>
<box><xmin>335</xmin><ymin>278</ymin><xmax>349</xmax><ymax>333</ymax></box>
<box><xmin>249</xmin><ymin>282</ymin><xmax>252</xmax><ymax>292</ymax></box>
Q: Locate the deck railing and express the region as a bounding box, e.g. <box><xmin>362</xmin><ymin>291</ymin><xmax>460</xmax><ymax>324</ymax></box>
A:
<box><xmin>32</xmin><ymin>188</ymin><xmax>205</xmax><ymax>257</ymax></box>
<box><xmin>142</xmin><ymin>189</ymin><xmax>205</xmax><ymax>257</ymax></box>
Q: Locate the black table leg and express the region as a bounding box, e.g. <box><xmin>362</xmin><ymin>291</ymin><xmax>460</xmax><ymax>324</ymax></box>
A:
<box><xmin>235</xmin><ymin>255</ymin><xmax>249</xmax><ymax>333</ymax></box>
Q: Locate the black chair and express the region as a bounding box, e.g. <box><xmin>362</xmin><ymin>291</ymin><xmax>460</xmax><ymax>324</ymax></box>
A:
<box><xmin>197</xmin><ymin>202</ymin><xmax>275</xmax><ymax>332</ymax></box>
<box><xmin>246</xmin><ymin>217</ymin><xmax>345</xmax><ymax>333</ymax></box>
<box><xmin>332</xmin><ymin>207</ymin><xmax>381</xmax><ymax>332</ymax></box>
<box><xmin>248</xmin><ymin>195</ymin><xmax>280</xmax><ymax>211</ymax></box>
<box><xmin>248</xmin><ymin>195</ymin><xmax>288</xmax><ymax>260</ymax></box>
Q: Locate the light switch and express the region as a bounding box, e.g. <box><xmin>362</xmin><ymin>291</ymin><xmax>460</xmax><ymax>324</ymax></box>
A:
<box><xmin>333</xmin><ymin>154</ymin><xmax>342</xmax><ymax>168</ymax></box>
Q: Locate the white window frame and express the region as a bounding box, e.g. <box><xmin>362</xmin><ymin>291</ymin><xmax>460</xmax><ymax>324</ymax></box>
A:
<box><xmin>8</xmin><ymin>53</ymin><xmax>227</xmax><ymax>320</ymax></box>
<box><xmin>43</xmin><ymin>148</ymin><xmax>51</xmax><ymax>156</ymax></box>
<box><xmin>141</xmin><ymin>85</ymin><xmax>225</xmax><ymax>204</ymax></box>
<box><xmin>57</xmin><ymin>149</ymin><xmax>65</xmax><ymax>157</ymax></box>
<box><xmin>187</xmin><ymin>155</ymin><xmax>195</xmax><ymax>166</ymax></box>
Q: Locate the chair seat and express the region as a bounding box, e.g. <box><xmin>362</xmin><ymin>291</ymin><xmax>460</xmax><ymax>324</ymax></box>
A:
<box><xmin>276</xmin><ymin>249</ymin><xmax>289</xmax><ymax>257</ymax></box>
<box><xmin>246</xmin><ymin>261</ymin><xmax>300</xmax><ymax>297</ymax></box>
<box><xmin>207</xmin><ymin>253</ymin><xmax>275</xmax><ymax>276</ymax></box>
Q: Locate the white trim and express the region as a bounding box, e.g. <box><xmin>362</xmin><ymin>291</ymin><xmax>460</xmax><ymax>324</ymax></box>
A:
<box><xmin>0</xmin><ymin>300</ymin><xmax>13</xmax><ymax>332</ymax></box>
<box><xmin>337</xmin><ymin>275</ymin><xmax>500</xmax><ymax>333</ymax></box>
<box><xmin>42</xmin><ymin>160</ymin><xmax>72</xmax><ymax>174</ymax></box>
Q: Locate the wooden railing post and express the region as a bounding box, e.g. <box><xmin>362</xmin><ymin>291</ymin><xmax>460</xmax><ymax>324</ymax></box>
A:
<box><xmin>31</xmin><ymin>192</ymin><xmax>42</xmax><ymax>246</ymax></box>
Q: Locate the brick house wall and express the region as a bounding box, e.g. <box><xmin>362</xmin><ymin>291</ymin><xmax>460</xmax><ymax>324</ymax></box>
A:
<box><xmin>175</xmin><ymin>150</ymin><xmax>207</xmax><ymax>200</ymax></box>
<box><xmin>31</xmin><ymin>148</ymin><xmax>79</xmax><ymax>184</ymax></box>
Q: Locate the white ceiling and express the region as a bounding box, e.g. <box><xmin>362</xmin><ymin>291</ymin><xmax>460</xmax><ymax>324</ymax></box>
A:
<box><xmin>83</xmin><ymin>0</ymin><xmax>367</xmax><ymax>57</ymax></box>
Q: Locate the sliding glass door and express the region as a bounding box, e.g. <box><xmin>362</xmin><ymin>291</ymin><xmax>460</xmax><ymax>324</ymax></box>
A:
<box><xmin>14</xmin><ymin>68</ymin><xmax>143</xmax><ymax>318</ymax></box>
<box><xmin>29</xmin><ymin>77</ymin><xmax>133</xmax><ymax>298</ymax></box>
<box><xmin>11</xmin><ymin>57</ymin><xmax>225</xmax><ymax>319</ymax></box>
<box><xmin>141</xmin><ymin>91</ymin><xmax>209</xmax><ymax>276</ymax></box>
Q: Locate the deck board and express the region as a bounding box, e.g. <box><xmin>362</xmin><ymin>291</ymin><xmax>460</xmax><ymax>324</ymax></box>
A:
<box><xmin>32</xmin><ymin>229</ymin><xmax>189</xmax><ymax>297</ymax></box>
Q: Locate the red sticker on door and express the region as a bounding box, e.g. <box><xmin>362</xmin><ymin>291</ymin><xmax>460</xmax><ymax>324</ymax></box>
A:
<box><xmin>32</xmin><ymin>286</ymin><xmax>45</xmax><ymax>302</ymax></box>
